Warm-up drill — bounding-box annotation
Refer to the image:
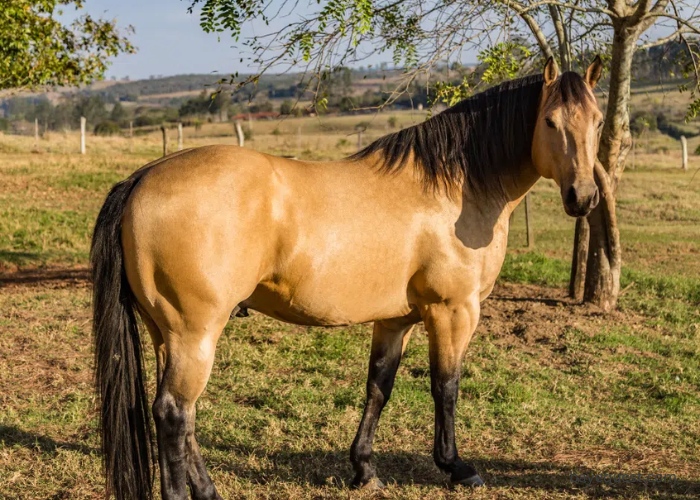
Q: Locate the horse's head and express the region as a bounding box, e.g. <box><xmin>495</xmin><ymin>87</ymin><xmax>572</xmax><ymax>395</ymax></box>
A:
<box><xmin>532</xmin><ymin>56</ymin><xmax>604</xmax><ymax>217</ymax></box>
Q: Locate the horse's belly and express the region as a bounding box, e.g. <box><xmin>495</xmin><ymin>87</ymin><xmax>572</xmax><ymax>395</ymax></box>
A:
<box><xmin>243</xmin><ymin>276</ymin><xmax>414</xmax><ymax>327</ymax></box>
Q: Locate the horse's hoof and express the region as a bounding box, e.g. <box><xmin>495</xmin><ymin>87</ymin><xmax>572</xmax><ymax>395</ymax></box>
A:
<box><xmin>451</xmin><ymin>473</ymin><xmax>484</xmax><ymax>488</ymax></box>
<box><xmin>352</xmin><ymin>477</ymin><xmax>385</xmax><ymax>490</ymax></box>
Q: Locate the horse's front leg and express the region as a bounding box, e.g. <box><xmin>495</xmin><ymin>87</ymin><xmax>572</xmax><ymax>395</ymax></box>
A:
<box><xmin>350</xmin><ymin>319</ymin><xmax>414</xmax><ymax>488</ymax></box>
<box><xmin>423</xmin><ymin>297</ymin><xmax>484</xmax><ymax>487</ymax></box>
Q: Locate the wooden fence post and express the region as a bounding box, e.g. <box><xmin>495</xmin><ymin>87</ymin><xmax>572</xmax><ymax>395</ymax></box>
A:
<box><xmin>34</xmin><ymin>118</ymin><xmax>39</xmax><ymax>149</ymax></box>
<box><xmin>129</xmin><ymin>121</ymin><xmax>134</xmax><ymax>153</ymax></box>
<box><xmin>357</xmin><ymin>129</ymin><xmax>363</xmax><ymax>151</ymax></box>
<box><xmin>161</xmin><ymin>124</ymin><xmax>168</xmax><ymax>157</ymax></box>
<box><xmin>235</xmin><ymin>121</ymin><xmax>244</xmax><ymax>147</ymax></box>
<box><xmin>525</xmin><ymin>193</ymin><xmax>534</xmax><ymax>248</ymax></box>
<box><xmin>80</xmin><ymin>117</ymin><xmax>86</xmax><ymax>154</ymax></box>
<box><xmin>631</xmin><ymin>137</ymin><xmax>636</xmax><ymax>170</ymax></box>
<box><xmin>681</xmin><ymin>136</ymin><xmax>688</xmax><ymax>170</ymax></box>
<box><xmin>297</xmin><ymin>125</ymin><xmax>302</xmax><ymax>154</ymax></box>
<box><xmin>177</xmin><ymin>123</ymin><xmax>184</xmax><ymax>151</ymax></box>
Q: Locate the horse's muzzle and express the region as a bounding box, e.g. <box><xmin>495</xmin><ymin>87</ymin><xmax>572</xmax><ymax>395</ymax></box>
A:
<box><xmin>563</xmin><ymin>181</ymin><xmax>599</xmax><ymax>217</ymax></box>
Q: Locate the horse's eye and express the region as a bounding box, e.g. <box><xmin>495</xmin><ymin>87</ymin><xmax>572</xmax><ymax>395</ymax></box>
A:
<box><xmin>545</xmin><ymin>118</ymin><xmax>556</xmax><ymax>129</ymax></box>
<box><xmin>598</xmin><ymin>120</ymin><xmax>604</xmax><ymax>129</ymax></box>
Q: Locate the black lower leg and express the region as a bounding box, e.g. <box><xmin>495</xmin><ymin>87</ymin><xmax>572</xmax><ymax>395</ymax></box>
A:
<box><xmin>431</xmin><ymin>369</ymin><xmax>482</xmax><ymax>486</ymax></box>
<box><xmin>186</xmin><ymin>424</ymin><xmax>222</xmax><ymax>500</ymax></box>
<box><xmin>153</xmin><ymin>392</ymin><xmax>190</xmax><ymax>500</ymax></box>
<box><xmin>350</xmin><ymin>324</ymin><xmax>406</xmax><ymax>487</ymax></box>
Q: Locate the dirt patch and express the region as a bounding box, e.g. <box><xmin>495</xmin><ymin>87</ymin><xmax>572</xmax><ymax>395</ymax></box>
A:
<box><xmin>482</xmin><ymin>282</ymin><xmax>631</xmax><ymax>337</ymax></box>
<box><xmin>476</xmin><ymin>282</ymin><xmax>646</xmax><ymax>368</ymax></box>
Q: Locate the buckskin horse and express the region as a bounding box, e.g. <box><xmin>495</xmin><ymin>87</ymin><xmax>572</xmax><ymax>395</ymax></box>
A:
<box><xmin>92</xmin><ymin>57</ymin><xmax>604</xmax><ymax>500</ymax></box>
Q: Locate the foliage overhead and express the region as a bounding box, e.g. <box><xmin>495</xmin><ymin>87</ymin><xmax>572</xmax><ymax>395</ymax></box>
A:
<box><xmin>0</xmin><ymin>0</ymin><xmax>134</xmax><ymax>91</ymax></box>
<box><xmin>187</xmin><ymin>0</ymin><xmax>700</xmax><ymax>115</ymax></box>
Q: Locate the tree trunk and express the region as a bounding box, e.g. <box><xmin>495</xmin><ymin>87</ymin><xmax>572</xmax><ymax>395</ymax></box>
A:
<box><xmin>598</xmin><ymin>21</ymin><xmax>637</xmax><ymax>190</ymax></box>
<box><xmin>570</xmin><ymin>20</ymin><xmax>637</xmax><ymax>312</ymax></box>
<box><xmin>584</xmin><ymin>162</ymin><xmax>622</xmax><ymax>310</ymax></box>
<box><xmin>584</xmin><ymin>210</ymin><xmax>618</xmax><ymax>309</ymax></box>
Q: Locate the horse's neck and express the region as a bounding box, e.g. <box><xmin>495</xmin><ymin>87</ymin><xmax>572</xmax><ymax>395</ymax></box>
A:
<box><xmin>502</xmin><ymin>160</ymin><xmax>541</xmax><ymax>216</ymax></box>
<box><xmin>454</xmin><ymin>160</ymin><xmax>540</xmax><ymax>251</ymax></box>
<box><xmin>461</xmin><ymin>160</ymin><xmax>541</xmax><ymax>216</ymax></box>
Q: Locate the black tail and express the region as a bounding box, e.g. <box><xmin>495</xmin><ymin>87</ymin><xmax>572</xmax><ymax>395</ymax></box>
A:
<box><xmin>91</xmin><ymin>169</ymin><xmax>154</xmax><ymax>500</ymax></box>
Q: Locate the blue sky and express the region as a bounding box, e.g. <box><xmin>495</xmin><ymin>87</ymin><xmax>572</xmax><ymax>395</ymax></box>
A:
<box><xmin>63</xmin><ymin>0</ymin><xmax>402</xmax><ymax>80</ymax></box>
<box><xmin>64</xmin><ymin>0</ymin><xmax>681</xmax><ymax>81</ymax></box>
<box><xmin>61</xmin><ymin>0</ymin><xmax>261</xmax><ymax>79</ymax></box>
<box><xmin>63</xmin><ymin>0</ymin><xmax>472</xmax><ymax>80</ymax></box>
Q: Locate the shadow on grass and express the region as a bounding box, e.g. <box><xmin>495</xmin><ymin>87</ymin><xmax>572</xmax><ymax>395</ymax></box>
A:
<box><xmin>0</xmin><ymin>250</ymin><xmax>44</xmax><ymax>267</ymax></box>
<box><xmin>0</xmin><ymin>425</ymin><xmax>95</xmax><ymax>456</ymax></box>
<box><xmin>2</xmin><ymin>426</ymin><xmax>696</xmax><ymax>498</ymax></box>
<box><xmin>493</xmin><ymin>294</ymin><xmax>571</xmax><ymax>307</ymax></box>
<box><xmin>203</xmin><ymin>443</ymin><xmax>700</xmax><ymax>499</ymax></box>
<box><xmin>0</xmin><ymin>265</ymin><xmax>89</xmax><ymax>288</ymax></box>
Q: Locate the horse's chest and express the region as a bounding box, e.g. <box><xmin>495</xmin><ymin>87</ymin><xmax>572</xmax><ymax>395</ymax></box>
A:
<box><xmin>416</xmin><ymin>221</ymin><xmax>509</xmax><ymax>304</ymax></box>
<box><xmin>476</xmin><ymin>230</ymin><xmax>509</xmax><ymax>300</ymax></box>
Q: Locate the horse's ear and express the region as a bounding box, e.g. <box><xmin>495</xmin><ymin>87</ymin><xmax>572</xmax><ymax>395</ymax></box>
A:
<box><xmin>585</xmin><ymin>55</ymin><xmax>603</xmax><ymax>88</ymax></box>
<box><xmin>543</xmin><ymin>56</ymin><xmax>558</xmax><ymax>86</ymax></box>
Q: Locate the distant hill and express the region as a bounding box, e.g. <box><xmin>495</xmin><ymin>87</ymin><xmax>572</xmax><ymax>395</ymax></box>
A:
<box><xmin>1</xmin><ymin>39</ymin><xmax>696</xmax><ymax>133</ymax></box>
<box><xmin>2</xmin><ymin>38</ymin><xmax>694</xmax><ymax>107</ymax></box>
<box><xmin>57</xmin><ymin>69</ymin><xmax>405</xmax><ymax>106</ymax></box>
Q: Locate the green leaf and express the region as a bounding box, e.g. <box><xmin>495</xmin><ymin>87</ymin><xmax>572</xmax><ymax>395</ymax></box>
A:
<box><xmin>0</xmin><ymin>0</ymin><xmax>134</xmax><ymax>91</ymax></box>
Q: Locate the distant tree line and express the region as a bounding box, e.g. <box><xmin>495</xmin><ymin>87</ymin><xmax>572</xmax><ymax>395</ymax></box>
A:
<box><xmin>0</xmin><ymin>94</ymin><xmax>180</xmax><ymax>135</ymax></box>
<box><xmin>0</xmin><ymin>39</ymin><xmax>695</xmax><ymax>136</ymax></box>
<box><xmin>631</xmin><ymin>110</ymin><xmax>700</xmax><ymax>140</ymax></box>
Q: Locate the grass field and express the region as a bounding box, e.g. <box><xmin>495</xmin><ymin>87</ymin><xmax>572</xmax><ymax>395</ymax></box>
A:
<box><xmin>0</xmin><ymin>116</ymin><xmax>698</xmax><ymax>499</ymax></box>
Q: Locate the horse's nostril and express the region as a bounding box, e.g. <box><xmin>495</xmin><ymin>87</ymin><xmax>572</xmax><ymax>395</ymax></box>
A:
<box><xmin>565</xmin><ymin>186</ymin><xmax>577</xmax><ymax>206</ymax></box>
<box><xmin>590</xmin><ymin>188</ymin><xmax>600</xmax><ymax>209</ymax></box>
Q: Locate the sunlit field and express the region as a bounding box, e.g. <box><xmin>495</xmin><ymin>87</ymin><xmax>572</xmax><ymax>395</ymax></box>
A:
<box><xmin>0</xmin><ymin>112</ymin><xmax>698</xmax><ymax>499</ymax></box>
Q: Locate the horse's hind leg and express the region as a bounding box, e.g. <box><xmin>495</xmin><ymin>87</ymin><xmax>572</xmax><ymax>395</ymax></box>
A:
<box><xmin>140</xmin><ymin>313</ymin><xmax>222</xmax><ymax>500</ymax></box>
<box><xmin>184</xmin><ymin>420</ymin><xmax>222</xmax><ymax>500</ymax></box>
<box><xmin>152</xmin><ymin>318</ymin><xmax>227</xmax><ymax>500</ymax></box>
<box><xmin>140</xmin><ymin>312</ymin><xmax>166</xmax><ymax>387</ymax></box>
<box><xmin>350</xmin><ymin>319</ymin><xmax>414</xmax><ymax>488</ymax></box>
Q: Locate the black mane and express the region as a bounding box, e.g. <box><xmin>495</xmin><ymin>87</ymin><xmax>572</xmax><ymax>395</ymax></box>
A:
<box><xmin>351</xmin><ymin>71</ymin><xmax>592</xmax><ymax>196</ymax></box>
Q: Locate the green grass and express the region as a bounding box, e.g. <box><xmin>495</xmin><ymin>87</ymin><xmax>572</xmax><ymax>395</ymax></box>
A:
<box><xmin>1</xmin><ymin>283</ymin><xmax>698</xmax><ymax>499</ymax></box>
<box><xmin>499</xmin><ymin>252</ymin><xmax>571</xmax><ymax>286</ymax></box>
<box><xmin>0</xmin><ymin>207</ymin><xmax>93</xmax><ymax>266</ymax></box>
<box><xmin>0</xmin><ymin>122</ymin><xmax>698</xmax><ymax>499</ymax></box>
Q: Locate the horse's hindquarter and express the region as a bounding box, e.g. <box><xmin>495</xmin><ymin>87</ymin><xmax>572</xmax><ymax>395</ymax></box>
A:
<box><xmin>122</xmin><ymin>146</ymin><xmax>278</xmax><ymax>332</ymax></box>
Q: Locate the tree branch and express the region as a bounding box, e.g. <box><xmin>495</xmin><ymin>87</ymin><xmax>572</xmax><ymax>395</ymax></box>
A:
<box><xmin>638</xmin><ymin>27</ymin><xmax>687</xmax><ymax>49</ymax></box>
<box><xmin>549</xmin><ymin>4</ymin><xmax>571</xmax><ymax>70</ymax></box>
<box><xmin>644</xmin><ymin>12</ymin><xmax>700</xmax><ymax>35</ymax></box>
<box><xmin>639</xmin><ymin>0</ymin><xmax>671</xmax><ymax>30</ymax></box>
<box><xmin>630</xmin><ymin>0</ymin><xmax>653</xmax><ymax>25</ymax></box>
<box><xmin>516</xmin><ymin>1</ymin><xmax>615</xmax><ymax>17</ymax></box>
<box><xmin>506</xmin><ymin>1</ymin><xmax>555</xmax><ymax>58</ymax></box>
